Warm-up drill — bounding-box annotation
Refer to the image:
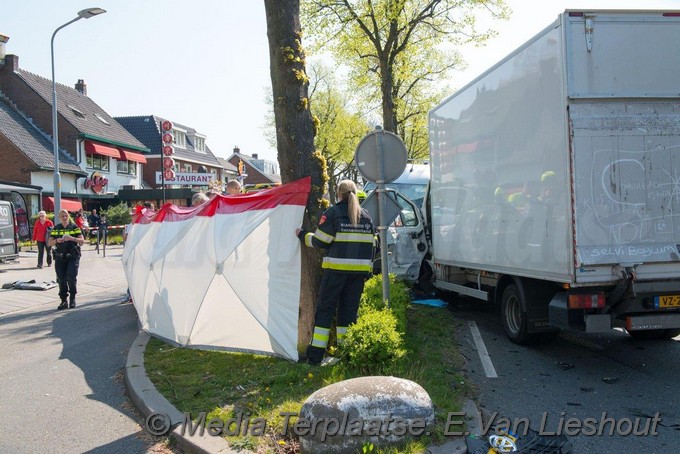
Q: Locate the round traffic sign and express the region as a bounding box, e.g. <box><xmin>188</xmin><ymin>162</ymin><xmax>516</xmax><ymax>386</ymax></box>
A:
<box><xmin>354</xmin><ymin>129</ymin><xmax>407</xmax><ymax>183</ymax></box>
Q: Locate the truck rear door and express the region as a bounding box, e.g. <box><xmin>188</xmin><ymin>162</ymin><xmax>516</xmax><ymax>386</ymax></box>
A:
<box><xmin>566</xmin><ymin>12</ymin><xmax>680</xmax><ymax>281</ymax></box>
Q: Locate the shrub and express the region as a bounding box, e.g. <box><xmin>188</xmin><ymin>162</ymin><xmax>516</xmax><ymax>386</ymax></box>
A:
<box><xmin>359</xmin><ymin>274</ymin><xmax>410</xmax><ymax>334</ymax></box>
<box><xmin>102</xmin><ymin>202</ymin><xmax>132</xmax><ymax>227</ymax></box>
<box><xmin>341</xmin><ymin>308</ymin><xmax>405</xmax><ymax>375</ymax></box>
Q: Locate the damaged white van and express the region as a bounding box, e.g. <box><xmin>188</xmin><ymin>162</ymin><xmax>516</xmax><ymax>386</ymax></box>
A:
<box><xmin>363</xmin><ymin>164</ymin><xmax>430</xmax><ymax>282</ymax></box>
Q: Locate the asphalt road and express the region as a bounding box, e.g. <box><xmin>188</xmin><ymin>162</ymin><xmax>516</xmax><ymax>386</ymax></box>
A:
<box><xmin>0</xmin><ymin>247</ymin><xmax>168</xmax><ymax>453</ymax></box>
<box><xmin>449</xmin><ymin>297</ymin><xmax>680</xmax><ymax>453</ymax></box>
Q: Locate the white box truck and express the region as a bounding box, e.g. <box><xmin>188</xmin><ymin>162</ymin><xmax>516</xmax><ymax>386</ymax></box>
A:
<box><xmin>427</xmin><ymin>10</ymin><xmax>680</xmax><ymax>343</ymax></box>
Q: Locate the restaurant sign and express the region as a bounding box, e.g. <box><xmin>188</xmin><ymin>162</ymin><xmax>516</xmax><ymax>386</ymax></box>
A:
<box><xmin>155</xmin><ymin>172</ymin><xmax>213</xmax><ymax>185</ymax></box>
<box><xmin>84</xmin><ymin>171</ymin><xmax>109</xmax><ymax>194</ymax></box>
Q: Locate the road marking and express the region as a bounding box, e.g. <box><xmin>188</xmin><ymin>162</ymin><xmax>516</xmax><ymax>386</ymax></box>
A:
<box><xmin>468</xmin><ymin>321</ymin><xmax>498</xmax><ymax>378</ymax></box>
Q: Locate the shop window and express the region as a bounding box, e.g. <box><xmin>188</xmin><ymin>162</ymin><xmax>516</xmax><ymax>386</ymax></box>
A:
<box><xmin>117</xmin><ymin>160</ymin><xmax>137</xmax><ymax>176</ymax></box>
<box><xmin>86</xmin><ymin>154</ymin><xmax>109</xmax><ymax>171</ymax></box>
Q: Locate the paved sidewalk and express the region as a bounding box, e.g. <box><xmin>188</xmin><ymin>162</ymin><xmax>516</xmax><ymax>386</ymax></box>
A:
<box><xmin>0</xmin><ymin>244</ymin><xmax>128</xmax><ymax>315</ymax></box>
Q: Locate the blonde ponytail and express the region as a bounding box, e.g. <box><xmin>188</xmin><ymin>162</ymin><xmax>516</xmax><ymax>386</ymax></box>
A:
<box><xmin>337</xmin><ymin>180</ymin><xmax>361</xmax><ymax>226</ymax></box>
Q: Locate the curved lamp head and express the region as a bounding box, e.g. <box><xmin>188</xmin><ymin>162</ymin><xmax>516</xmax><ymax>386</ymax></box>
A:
<box><xmin>77</xmin><ymin>7</ymin><xmax>107</xmax><ymax>19</ymax></box>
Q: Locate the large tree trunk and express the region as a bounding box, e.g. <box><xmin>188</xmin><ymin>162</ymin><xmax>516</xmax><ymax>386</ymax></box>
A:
<box><xmin>264</xmin><ymin>0</ymin><xmax>326</xmax><ymax>353</ymax></box>
<box><xmin>380</xmin><ymin>57</ymin><xmax>396</xmax><ymax>132</ymax></box>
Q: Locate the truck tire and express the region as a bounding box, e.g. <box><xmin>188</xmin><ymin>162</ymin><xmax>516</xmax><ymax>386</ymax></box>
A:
<box><xmin>627</xmin><ymin>328</ymin><xmax>680</xmax><ymax>340</ymax></box>
<box><xmin>501</xmin><ymin>284</ymin><xmax>534</xmax><ymax>344</ymax></box>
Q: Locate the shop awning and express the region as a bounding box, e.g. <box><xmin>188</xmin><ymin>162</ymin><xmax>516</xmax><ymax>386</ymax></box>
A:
<box><xmin>43</xmin><ymin>196</ymin><xmax>82</xmax><ymax>212</ymax></box>
<box><xmin>84</xmin><ymin>140</ymin><xmax>120</xmax><ymax>158</ymax></box>
<box><xmin>119</xmin><ymin>149</ymin><xmax>147</xmax><ymax>164</ymax></box>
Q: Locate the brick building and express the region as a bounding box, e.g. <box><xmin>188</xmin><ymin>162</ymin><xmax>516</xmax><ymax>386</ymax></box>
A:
<box><xmin>226</xmin><ymin>147</ymin><xmax>280</xmax><ymax>187</ymax></box>
<box><xmin>115</xmin><ymin>115</ymin><xmax>233</xmax><ymax>206</ymax></box>
<box><xmin>0</xmin><ymin>50</ymin><xmax>149</xmax><ymax>214</ymax></box>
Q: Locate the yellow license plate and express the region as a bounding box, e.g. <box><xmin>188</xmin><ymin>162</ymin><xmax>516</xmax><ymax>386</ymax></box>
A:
<box><xmin>655</xmin><ymin>295</ymin><xmax>680</xmax><ymax>308</ymax></box>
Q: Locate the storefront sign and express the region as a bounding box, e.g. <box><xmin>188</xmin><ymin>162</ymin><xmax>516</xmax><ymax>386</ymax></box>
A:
<box><xmin>84</xmin><ymin>171</ymin><xmax>109</xmax><ymax>194</ymax></box>
<box><xmin>155</xmin><ymin>172</ymin><xmax>213</xmax><ymax>185</ymax></box>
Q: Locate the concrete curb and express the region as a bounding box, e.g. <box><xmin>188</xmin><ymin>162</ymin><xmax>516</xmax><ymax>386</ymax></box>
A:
<box><xmin>124</xmin><ymin>331</ymin><xmax>237</xmax><ymax>454</ymax></box>
<box><xmin>126</xmin><ymin>331</ymin><xmax>482</xmax><ymax>454</ymax></box>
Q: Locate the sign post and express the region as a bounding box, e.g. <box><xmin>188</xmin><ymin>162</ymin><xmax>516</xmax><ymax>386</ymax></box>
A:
<box><xmin>160</xmin><ymin>120</ymin><xmax>174</xmax><ymax>205</ymax></box>
<box><xmin>354</xmin><ymin>126</ymin><xmax>407</xmax><ymax>306</ymax></box>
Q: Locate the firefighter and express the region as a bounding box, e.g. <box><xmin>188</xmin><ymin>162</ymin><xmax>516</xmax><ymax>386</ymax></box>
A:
<box><xmin>295</xmin><ymin>180</ymin><xmax>375</xmax><ymax>365</ymax></box>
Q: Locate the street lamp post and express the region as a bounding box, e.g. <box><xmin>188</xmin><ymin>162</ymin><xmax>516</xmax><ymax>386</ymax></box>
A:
<box><xmin>51</xmin><ymin>7</ymin><xmax>106</xmax><ymax>215</ymax></box>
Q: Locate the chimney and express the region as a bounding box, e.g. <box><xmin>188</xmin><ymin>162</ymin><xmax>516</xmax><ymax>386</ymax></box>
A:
<box><xmin>1</xmin><ymin>54</ymin><xmax>18</xmax><ymax>71</ymax></box>
<box><xmin>75</xmin><ymin>79</ymin><xmax>87</xmax><ymax>95</ymax></box>
<box><xmin>252</xmin><ymin>153</ymin><xmax>258</xmax><ymax>159</ymax></box>
<box><xmin>233</xmin><ymin>146</ymin><xmax>240</xmax><ymax>154</ymax></box>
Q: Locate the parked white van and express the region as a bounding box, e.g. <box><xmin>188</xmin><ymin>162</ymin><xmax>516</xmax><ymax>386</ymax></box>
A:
<box><xmin>0</xmin><ymin>200</ymin><xmax>19</xmax><ymax>263</ymax></box>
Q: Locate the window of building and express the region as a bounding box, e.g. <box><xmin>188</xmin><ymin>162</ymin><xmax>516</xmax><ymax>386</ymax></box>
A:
<box><xmin>173</xmin><ymin>130</ymin><xmax>186</xmax><ymax>147</ymax></box>
<box><xmin>194</xmin><ymin>137</ymin><xmax>205</xmax><ymax>152</ymax></box>
<box><xmin>94</xmin><ymin>113</ymin><xmax>110</xmax><ymax>125</ymax></box>
<box><xmin>67</xmin><ymin>104</ymin><xmax>85</xmax><ymax>119</ymax></box>
<box><xmin>86</xmin><ymin>154</ymin><xmax>109</xmax><ymax>171</ymax></box>
<box><xmin>117</xmin><ymin>160</ymin><xmax>137</xmax><ymax>176</ymax></box>
<box><xmin>262</xmin><ymin>161</ymin><xmax>279</xmax><ymax>175</ymax></box>
<box><xmin>183</xmin><ymin>164</ymin><xmax>192</xmax><ymax>172</ymax></box>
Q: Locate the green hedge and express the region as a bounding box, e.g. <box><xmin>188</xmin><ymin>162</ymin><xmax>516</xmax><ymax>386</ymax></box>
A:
<box><xmin>341</xmin><ymin>274</ymin><xmax>411</xmax><ymax>374</ymax></box>
<box><xmin>359</xmin><ymin>274</ymin><xmax>410</xmax><ymax>334</ymax></box>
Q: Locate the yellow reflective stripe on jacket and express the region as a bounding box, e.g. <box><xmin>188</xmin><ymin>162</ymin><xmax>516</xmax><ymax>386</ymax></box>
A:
<box><xmin>51</xmin><ymin>228</ymin><xmax>81</xmax><ymax>237</ymax></box>
<box><xmin>335</xmin><ymin>232</ymin><xmax>374</xmax><ymax>243</ymax></box>
<box><xmin>322</xmin><ymin>257</ymin><xmax>372</xmax><ymax>272</ymax></box>
<box><xmin>312</xmin><ymin>229</ymin><xmax>334</xmax><ymax>244</ymax></box>
<box><xmin>304</xmin><ymin>232</ymin><xmax>314</xmax><ymax>248</ymax></box>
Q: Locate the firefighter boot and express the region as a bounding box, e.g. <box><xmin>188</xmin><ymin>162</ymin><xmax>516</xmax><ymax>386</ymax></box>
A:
<box><xmin>304</xmin><ymin>346</ymin><xmax>325</xmax><ymax>366</ymax></box>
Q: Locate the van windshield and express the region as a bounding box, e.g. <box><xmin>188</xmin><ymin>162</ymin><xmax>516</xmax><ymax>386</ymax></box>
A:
<box><xmin>363</xmin><ymin>182</ymin><xmax>427</xmax><ymax>208</ymax></box>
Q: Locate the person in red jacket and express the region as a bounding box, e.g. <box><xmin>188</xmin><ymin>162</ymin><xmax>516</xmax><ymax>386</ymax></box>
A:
<box><xmin>32</xmin><ymin>210</ymin><xmax>54</xmax><ymax>268</ymax></box>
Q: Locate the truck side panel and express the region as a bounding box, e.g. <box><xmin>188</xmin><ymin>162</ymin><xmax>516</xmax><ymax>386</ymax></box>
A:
<box><xmin>429</xmin><ymin>25</ymin><xmax>572</xmax><ymax>281</ymax></box>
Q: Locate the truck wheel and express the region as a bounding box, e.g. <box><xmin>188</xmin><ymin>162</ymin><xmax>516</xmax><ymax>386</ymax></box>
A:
<box><xmin>627</xmin><ymin>328</ymin><xmax>680</xmax><ymax>340</ymax></box>
<box><xmin>501</xmin><ymin>284</ymin><xmax>534</xmax><ymax>344</ymax></box>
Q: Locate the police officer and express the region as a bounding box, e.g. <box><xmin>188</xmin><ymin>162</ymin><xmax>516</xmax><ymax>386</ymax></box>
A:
<box><xmin>295</xmin><ymin>180</ymin><xmax>375</xmax><ymax>365</ymax></box>
<box><xmin>48</xmin><ymin>209</ymin><xmax>84</xmax><ymax>310</ymax></box>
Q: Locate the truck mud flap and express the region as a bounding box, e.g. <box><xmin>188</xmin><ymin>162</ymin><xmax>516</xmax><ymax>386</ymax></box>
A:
<box><xmin>521</xmin><ymin>279</ymin><xmax>559</xmax><ymax>333</ymax></box>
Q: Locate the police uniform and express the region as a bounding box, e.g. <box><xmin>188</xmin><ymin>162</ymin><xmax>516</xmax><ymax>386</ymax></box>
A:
<box><xmin>297</xmin><ymin>199</ymin><xmax>375</xmax><ymax>364</ymax></box>
<box><xmin>51</xmin><ymin>221</ymin><xmax>83</xmax><ymax>309</ymax></box>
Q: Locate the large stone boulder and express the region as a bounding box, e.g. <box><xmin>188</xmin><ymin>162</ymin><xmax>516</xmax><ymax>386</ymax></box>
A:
<box><xmin>298</xmin><ymin>376</ymin><xmax>434</xmax><ymax>454</ymax></box>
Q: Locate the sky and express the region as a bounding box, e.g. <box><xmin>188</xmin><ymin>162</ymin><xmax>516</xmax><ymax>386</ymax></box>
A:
<box><xmin>3</xmin><ymin>0</ymin><xmax>679</xmax><ymax>163</ymax></box>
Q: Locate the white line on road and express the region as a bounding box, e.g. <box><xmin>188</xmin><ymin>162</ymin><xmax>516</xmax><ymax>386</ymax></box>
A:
<box><xmin>468</xmin><ymin>321</ymin><xmax>498</xmax><ymax>378</ymax></box>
